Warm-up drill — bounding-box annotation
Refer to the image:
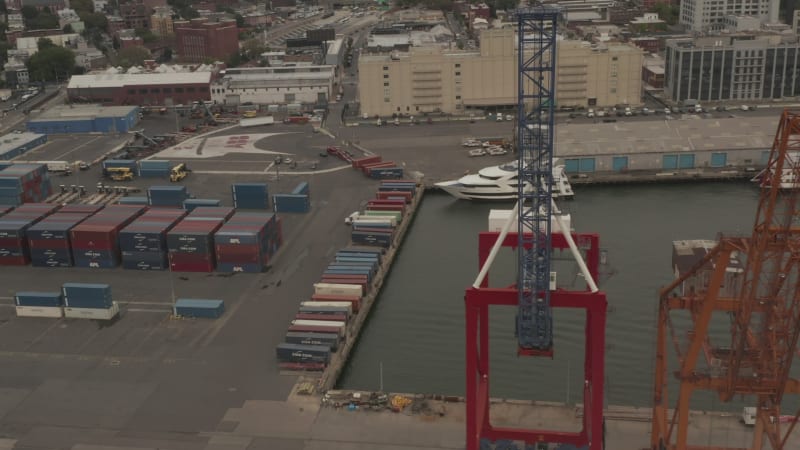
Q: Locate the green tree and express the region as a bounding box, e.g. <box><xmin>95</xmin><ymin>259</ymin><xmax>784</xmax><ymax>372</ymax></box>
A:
<box><xmin>27</xmin><ymin>46</ymin><xmax>76</xmax><ymax>82</ymax></box>
<box><xmin>112</xmin><ymin>45</ymin><xmax>151</xmax><ymax>68</ymax></box>
<box><xmin>241</xmin><ymin>38</ymin><xmax>266</xmax><ymax>60</ymax></box>
<box><xmin>70</xmin><ymin>0</ymin><xmax>94</xmax><ymax>13</ymax></box>
<box><xmin>80</xmin><ymin>12</ymin><xmax>108</xmax><ymax>32</ymax></box>
<box><xmin>227</xmin><ymin>51</ymin><xmax>242</xmax><ymax>67</ymax></box>
<box><xmin>651</xmin><ymin>2</ymin><xmax>679</xmax><ymax>25</ymax></box>
<box><xmin>179</xmin><ymin>7</ymin><xmax>199</xmax><ymax>19</ymax></box>
<box><xmin>62</xmin><ymin>23</ymin><xmax>74</xmax><ymax>33</ymax></box>
<box><xmin>235</xmin><ymin>13</ymin><xmax>245</xmax><ymax>28</ymax></box>
<box><xmin>158</xmin><ymin>47</ymin><xmax>173</xmax><ymax>62</ymax></box>
<box><xmin>21</xmin><ymin>5</ymin><xmax>38</xmax><ymax>20</ymax></box>
<box><xmin>135</xmin><ymin>28</ymin><xmax>158</xmax><ymax>43</ymax></box>
<box><xmin>26</xmin><ymin>9</ymin><xmax>59</xmax><ymax>30</ymax></box>
<box><xmin>37</xmin><ymin>38</ymin><xmax>55</xmax><ymax>50</ymax></box>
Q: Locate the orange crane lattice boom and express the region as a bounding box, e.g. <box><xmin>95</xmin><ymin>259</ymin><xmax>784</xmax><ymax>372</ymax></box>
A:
<box><xmin>651</xmin><ymin>110</ymin><xmax>800</xmax><ymax>450</ymax></box>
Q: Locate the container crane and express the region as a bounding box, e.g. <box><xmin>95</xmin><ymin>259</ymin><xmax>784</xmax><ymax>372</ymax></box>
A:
<box><xmin>464</xmin><ymin>6</ymin><xmax>608</xmax><ymax>450</ymax></box>
<box><xmin>651</xmin><ymin>110</ymin><xmax>800</xmax><ymax>450</ymax></box>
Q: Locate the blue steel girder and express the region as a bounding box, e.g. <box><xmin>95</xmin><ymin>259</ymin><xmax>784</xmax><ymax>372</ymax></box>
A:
<box><xmin>516</xmin><ymin>7</ymin><xmax>560</xmax><ymax>353</ymax></box>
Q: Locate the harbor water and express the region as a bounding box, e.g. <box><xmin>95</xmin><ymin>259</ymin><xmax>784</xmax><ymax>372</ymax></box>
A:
<box><xmin>339</xmin><ymin>182</ymin><xmax>773</xmax><ymax>408</ymax></box>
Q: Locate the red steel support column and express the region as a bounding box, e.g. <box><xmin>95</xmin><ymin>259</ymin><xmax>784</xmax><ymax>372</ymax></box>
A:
<box><xmin>468</xmin><ymin>232</ymin><xmax>607</xmax><ymax>449</ymax></box>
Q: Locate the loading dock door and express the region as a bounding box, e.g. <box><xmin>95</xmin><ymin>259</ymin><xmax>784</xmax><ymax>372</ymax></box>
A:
<box><xmin>678</xmin><ymin>154</ymin><xmax>695</xmax><ymax>169</ymax></box>
<box><xmin>612</xmin><ymin>156</ymin><xmax>628</xmax><ymax>171</ymax></box>
<box><xmin>579</xmin><ymin>158</ymin><xmax>596</xmax><ymax>172</ymax></box>
<box><xmin>710</xmin><ymin>152</ymin><xmax>727</xmax><ymax>167</ymax></box>
<box><xmin>565</xmin><ymin>158</ymin><xmax>579</xmax><ymax>173</ymax></box>
<box><xmin>662</xmin><ymin>155</ymin><xmax>678</xmax><ymax>170</ymax></box>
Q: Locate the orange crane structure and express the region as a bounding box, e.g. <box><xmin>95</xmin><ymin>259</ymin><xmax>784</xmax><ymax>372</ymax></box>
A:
<box><xmin>651</xmin><ymin>110</ymin><xmax>800</xmax><ymax>450</ymax></box>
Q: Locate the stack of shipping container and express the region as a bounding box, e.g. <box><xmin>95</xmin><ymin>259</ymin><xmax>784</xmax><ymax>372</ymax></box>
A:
<box><xmin>350</xmin><ymin>181</ymin><xmax>415</xmax><ymax>248</ymax></box>
<box><xmin>62</xmin><ymin>282</ymin><xmax>119</xmax><ymax>319</ymax></box>
<box><xmin>0</xmin><ymin>203</ymin><xmax>59</xmax><ymax>265</ymax></box>
<box><xmin>147</xmin><ymin>186</ymin><xmax>188</xmax><ymax>207</ymax></box>
<box><xmin>273</xmin><ymin>181</ymin><xmax>310</xmax><ymax>213</ymax></box>
<box><xmin>120</xmin><ymin>208</ymin><xmax>187</xmax><ymax>270</ymax></box>
<box><xmin>70</xmin><ymin>205</ymin><xmax>145</xmax><ymax>268</ymax></box>
<box><xmin>15</xmin><ymin>291</ymin><xmax>64</xmax><ymax>317</ymax></box>
<box><xmin>0</xmin><ymin>164</ymin><xmax>53</xmax><ymax>207</ymax></box>
<box><xmin>275</xmin><ymin>247</ymin><xmax>383</xmax><ymax>371</ymax></box>
<box><xmin>231</xmin><ymin>183</ymin><xmax>269</xmax><ymax>209</ymax></box>
<box><xmin>213</xmin><ymin>211</ymin><xmax>281</xmax><ymax>273</ymax></box>
<box><xmin>27</xmin><ymin>204</ymin><xmax>103</xmax><ymax>267</ymax></box>
<box><xmin>138</xmin><ymin>160</ymin><xmax>171</xmax><ymax>178</ymax></box>
<box><xmin>167</xmin><ymin>207</ymin><xmax>234</xmax><ymax>272</ymax></box>
<box><xmin>351</xmin><ymin>155</ymin><xmax>404</xmax><ymax>179</ymax></box>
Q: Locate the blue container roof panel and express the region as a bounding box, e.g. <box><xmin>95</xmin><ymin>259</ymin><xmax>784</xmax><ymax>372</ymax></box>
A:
<box><xmin>175</xmin><ymin>298</ymin><xmax>224</xmax><ymax>309</ymax></box>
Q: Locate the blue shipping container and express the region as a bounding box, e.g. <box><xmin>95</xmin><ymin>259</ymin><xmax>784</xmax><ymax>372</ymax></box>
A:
<box><xmin>15</xmin><ymin>291</ymin><xmax>63</xmax><ymax>307</ymax></box>
<box><xmin>174</xmin><ymin>298</ymin><xmax>225</xmax><ymax>318</ymax></box>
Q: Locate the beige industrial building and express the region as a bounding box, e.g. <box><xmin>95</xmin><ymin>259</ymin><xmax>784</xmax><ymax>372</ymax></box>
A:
<box><xmin>358</xmin><ymin>29</ymin><xmax>644</xmax><ymax>117</ymax></box>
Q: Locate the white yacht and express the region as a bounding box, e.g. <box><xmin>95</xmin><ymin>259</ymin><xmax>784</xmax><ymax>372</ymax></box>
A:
<box><xmin>435</xmin><ymin>161</ymin><xmax>574</xmax><ymax>201</ymax></box>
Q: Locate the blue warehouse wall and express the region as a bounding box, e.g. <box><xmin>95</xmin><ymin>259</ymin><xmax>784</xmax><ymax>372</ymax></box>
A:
<box><xmin>27</xmin><ymin>108</ymin><xmax>139</xmax><ymax>134</ymax></box>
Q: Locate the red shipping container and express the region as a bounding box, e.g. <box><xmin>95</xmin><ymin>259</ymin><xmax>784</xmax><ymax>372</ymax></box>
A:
<box><xmin>28</xmin><ymin>239</ymin><xmax>71</xmax><ymax>249</ymax></box>
<box><xmin>361</xmin><ymin>162</ymin><xmax>396</xmax><ymax>175</ymax></box>
<box><xmin>288</xmin><ymin>324</ymin><xmax>343</xmax><ymax>335</ymax></box>
<box><xmin>0</xmin><ymin>237</ymin><xmax>24</xmax><ymax>247</ymax></box>
<box><xmin>376</xmin><ymin>191</ymin><xmax>412</xmax><ymax>203</ymax></box>
<box><xmin>379</xmin><ymin>180</ymin><xmax>417</xmax><ymax>185</ymax></box>
<box><xmin>279</xmin><ymin>362</ymin><xmax>326</xmax><ymax>371</ymax></box>
<box><xmin>369</xmin><ymin>199</ymin><xmax>405</xmax><ymax>206</ymax></box>
<box><xmin>215</xmin><ymin>244</ymin><xmax>262</xmax><ymax>263</ymax></box>
<box><xmin>351</xmin><ymin>155</ymin><xmax>382</xmax><ymax>169</ymax></box>
<box><xmin>169</xmin><ymin>252</ymin><xmax>215</xmax><ymax>272</ymax></box>
<box><xmin>70</xmin><ymin>238</ymin><xmax>115</xmax><ymax>250</ymax></box>
<box><xmin>0</xmin><ymin>255</ymin><xmax>29</xmax><ymax>265</ymax></box>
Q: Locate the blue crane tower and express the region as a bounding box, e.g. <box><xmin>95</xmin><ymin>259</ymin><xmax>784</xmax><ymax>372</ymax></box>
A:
<box><xmin>516</xmin><ymin>6</ymin><xmax>560</xmax><ymax>355</ymax></box>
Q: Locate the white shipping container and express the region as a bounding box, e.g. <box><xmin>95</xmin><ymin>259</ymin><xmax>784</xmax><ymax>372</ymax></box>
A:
<box><xmin>313</xmin><ymin>283</ymin><xmax>363</xmax><ymax>297</ymax></box>
<box><xmin>291</xmin><ymin>319</ymin><xmax>346</xmax><ymax>328</ymax></box>
<box><xmin>488</xmin><ymin>210</ymin><xmax>571</xmax><ymax>234</ymax></box>
<box><xmin>300</xmin><ymin>301</ymin><xmax>354</xmax><ymax>314</ymax></box>
<box><xmin>64</xmin><ymin>302</ymin><xmax>120</xmax><ymax>320</ymax></box>
<box><xmin>352</xmin><ymin>217</ymin><xmax>397</xmax><ymax>227</ymax></box>
<box><xmin>16</xmin><ymin>306</ymin><xmax>64</xmax><ymax>318</ymax></box>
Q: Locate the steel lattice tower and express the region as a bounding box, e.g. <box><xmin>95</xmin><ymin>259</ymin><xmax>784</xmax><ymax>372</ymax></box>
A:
<box><xmin>465</xmin><ymin>6</ymin><xmax>608</xmax><ymax>450</ymax></box>
<box><xmin>516</xmin><ymin>6</ymin><xmax>558</xmax><ymax>355</ymax></box>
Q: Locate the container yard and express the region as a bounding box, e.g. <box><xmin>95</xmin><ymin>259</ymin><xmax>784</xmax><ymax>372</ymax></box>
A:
<box><xmin>0</xmin><ymin>31</ymin><xmax>797</xmax><ymax>448</ymax></box>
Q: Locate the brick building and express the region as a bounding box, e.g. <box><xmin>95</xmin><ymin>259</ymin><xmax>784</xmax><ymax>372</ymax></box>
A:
<box><xmin>175</xmin><ymin>18</ymin><xmax>239</xmax><ymax>63</ymax></box>
<box><xmin>67</xmin><ymin>72</ymin><xmax>212</xmax><ymax>106</ymax></box>
<box><xmin>119</xmin><ymin>0</ymin><xmax>151</xmax><ymax>30</ymax></box>
<box><xmin>629</xmin><ymin>36</ymin><xmax>662</xmax><ymax>53</ymax></box>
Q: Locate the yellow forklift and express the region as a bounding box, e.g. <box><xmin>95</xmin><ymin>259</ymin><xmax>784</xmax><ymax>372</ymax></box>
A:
<box><xmin>105</xmin><ymin>167</ymin><xmax>134</xmax><ymax>181</ymax></box>
<box><xmin>170</xmin><ymin>163</ymin><xmax>189</xmax><ymax>182</ymax></box>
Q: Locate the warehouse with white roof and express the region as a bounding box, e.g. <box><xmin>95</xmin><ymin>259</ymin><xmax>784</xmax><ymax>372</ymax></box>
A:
<box><xmin>67</xmin><ymin>72</ymin><xmax>213</xmax><ymax>106</ymax></box>
<box><xmin>210</xmin><ymin>66</ymin><xmax>336</xmax><ymax>106</ymax></box>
